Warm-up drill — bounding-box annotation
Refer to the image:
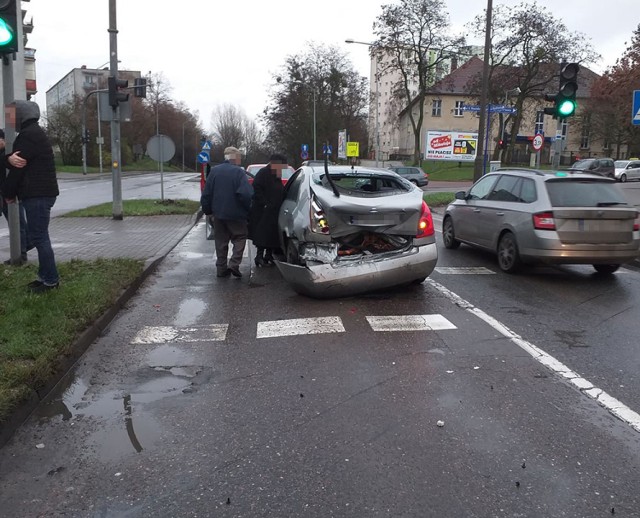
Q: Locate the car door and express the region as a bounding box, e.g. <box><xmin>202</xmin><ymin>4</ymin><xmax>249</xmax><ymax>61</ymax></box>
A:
<box><xmin>453</xmin><ymin>175</ymin><xmax>498</xmax><ymax>245</ymax></box>
<box><xmin>629</xmin><ymin>161</ymin><xmax>640</xmax><ymax>181</ymax></box>
<box><xmin>278</xmin><ymin>170</ymin><xmax>304</xmax><ymax>240</ymax></box>
<box><xmin>482</xmin><ymin>175</ymin><xmax>524</xmax><ymax>248</ymax></box>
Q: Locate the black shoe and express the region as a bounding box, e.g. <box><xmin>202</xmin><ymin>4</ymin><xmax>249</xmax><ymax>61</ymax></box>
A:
<box><xmin>264</xmin><ymin>255</ymin><xmax>275</xmax><ymax>266</ymax></box>
<box><xmin>216</xmin><ymin>269</ymin><xmax>231</xmax><ymax>278</ymax></box>
<box><xmin>255</xmin><ymin>256</ymin><xmax>265</xmax><ymax>267</ymax></box>
<box><xmin>30</xmin><ymin>282</ymin><xmax>59</xmax><ymax>294</ymax></box>
<box><xmin>228</xmin><ymin>267</ymin><xmax>242</xmax><ymax>278</ymax></box>
<box><xmin>27</xmin><ymin>279</ymin><xmax>44</xmax><ymax>289</ymax></box>
<box><xmin>4</xmin><ymin>257</ymin><xmax>26</xmax><ymax>266</ymax></box>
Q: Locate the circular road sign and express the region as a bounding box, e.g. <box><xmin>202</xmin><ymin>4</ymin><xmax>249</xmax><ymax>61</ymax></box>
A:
<box><xmin>147</xmin><ymin>134</ymin><xmax>176</xmax><ymax>162</ymax></box>
<box><xmin>532</xmin><ymin>134</ymin><xmax>544</xmax><ymax>151</ymax></box>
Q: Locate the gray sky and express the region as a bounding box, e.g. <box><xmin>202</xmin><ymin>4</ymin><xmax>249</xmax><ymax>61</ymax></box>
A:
<box><xmin>26</xmin><ymin>0</ymin><xmax>638</xmax><ymax>130</ymax></box>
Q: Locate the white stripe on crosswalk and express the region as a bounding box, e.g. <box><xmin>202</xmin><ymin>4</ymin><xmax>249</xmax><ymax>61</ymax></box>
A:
<box><xmin>366</xmin><ymin>315</ymin><xmax>457</xmax><ymax>332</ymax></box>
<box><xmin>435</xmin><ymin>267</ymin><xmax>495</xmax><ymax>274</ymax></box>
<box><xmin>132</xmin><ymin>324</ymin><xmax>228</xmax><ymax>344</ymax></box>
<box><xmin>257</xmin><ymin>316</ymin><xmax>345</xmax><ymax>339</ymax></box>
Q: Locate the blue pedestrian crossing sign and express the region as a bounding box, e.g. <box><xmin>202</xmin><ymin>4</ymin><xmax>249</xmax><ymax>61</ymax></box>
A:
<box><xmin>201</xmin><ymin>141</ymin><xmax>212</xmax><ymax>150</ymax></box>
<box><xmin>633</xmin><ymin>91</ymin><xmax>640</xmax><ymax>126</ymax></box>
<box><xmin>197</xmin><ymin>151</ymin><xmax>210</xmax><ymax>164</ymax></box>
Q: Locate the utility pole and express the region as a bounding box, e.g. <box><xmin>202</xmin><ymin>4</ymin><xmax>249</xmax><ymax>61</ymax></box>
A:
<box><xmin>473</xmin><ymin>0</ymin><xmax>493</xmax><ymax>181</ymax></box>
<box><xmin>108</xmin><ymin>0</ymin><xmax>123</xmax><ymax>220</ymax></box>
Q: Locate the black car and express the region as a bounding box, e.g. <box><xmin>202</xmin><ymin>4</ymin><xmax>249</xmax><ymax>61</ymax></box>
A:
<box><xmin>387</xmin><ymin>166</ymin><xmax>429</xmax><ymax>187</ymax></box>
<box><xmin>568</xmin><ymin>158</ymin><xmax>615</xmax><ymax>178</ymax></box>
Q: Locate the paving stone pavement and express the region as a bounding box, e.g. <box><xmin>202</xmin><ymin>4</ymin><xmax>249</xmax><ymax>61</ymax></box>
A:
<box><xmin>0</xmin><ymin>213</ymin><xmax>199</xmax><ymax>264</ymax></box>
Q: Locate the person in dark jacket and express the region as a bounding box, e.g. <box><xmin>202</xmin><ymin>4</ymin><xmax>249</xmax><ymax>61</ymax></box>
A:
<box><xmin>3</xmin><ymin>100</ymin><xmax>60</xmax><ymax>293</ymax></box>
<box><xmin>0</xmin><ymin>127</ymin><xmax>30</xmax><ymax>264</ymax></box>
<box><xmin>200</xmin><ymin>146</ymin><xmax>253</xmax><ymax>278</ymax></box>
<box><xmin>248</xmin><ymin>153</ymin><xmax>287</xmax><ymax>266</ymax></box>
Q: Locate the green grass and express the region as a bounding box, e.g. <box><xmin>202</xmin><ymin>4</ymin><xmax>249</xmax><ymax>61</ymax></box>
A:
<box><xmin>423</xmin><ymin>161</ymin><xmax>475</xmax><ymax>181</ymax></box>
<box><xmin>62</xmin><ymin>199</ymin><xmax>200</xmax><ymax>217</ymax></box>
<box><xmin>56</xmin><ymin>157</ymin><xmax>187</xmax><ymax>174</ymax></box>
<box><xmin>424</xmin><ymin>191</ymin><xmax>456</xmax><ymax>207</ymax></box>
<box><xmin>0</xmin><ymin>258</ymin><xmax>143</xmax><ymax>423</ymax></box>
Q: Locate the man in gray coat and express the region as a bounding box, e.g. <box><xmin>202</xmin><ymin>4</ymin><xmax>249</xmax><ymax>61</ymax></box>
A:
<box><xmin>200</xmin><ymin>146</ymin><xmax>253</xmax><ymax>278</ymax></box>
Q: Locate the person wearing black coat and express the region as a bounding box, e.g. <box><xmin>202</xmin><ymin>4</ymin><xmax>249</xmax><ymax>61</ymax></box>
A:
<box><xmin>3</xmin><ymin>100</ymin><xmax>60</xmax><ymax>293</ymax></box>
<box><xmin>248</xmin><ymin>154</ymin><xmax>287</xmax><ymax>266</ymax></box>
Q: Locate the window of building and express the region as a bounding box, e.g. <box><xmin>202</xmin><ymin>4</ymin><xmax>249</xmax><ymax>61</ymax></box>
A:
<box><xmin>454</xmin><ymin>100</ymin><xmax>464</xmax><ymax>117</ymax></box>
<box><xmin>432</xmin><ymin>99</ymin><xmax>442</xmax><ymax>117</ymax></box>
<box><xmin>561</xmin><ymin>120</ymin><xmax>568</xmax><ymax>140</ymax></box>
<box><xmin>534</xmin><ymin>111</ymin><xmax>544</xmax><ymax>135</ymax></box>
<box><xmin>580</xmin><ymin>125</ymin><xmax>590</xmax><ymax>149</ymax></box>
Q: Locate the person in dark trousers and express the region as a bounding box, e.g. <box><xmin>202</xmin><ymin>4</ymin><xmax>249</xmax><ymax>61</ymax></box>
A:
<box><xmin>2</xmin><ymin>100</ymin><xmax>60</xmax><ymax>293</ymax></box>
<box><xmin>0</xmin><ymin>128</ymin><xmax>30</xmax><ymax>265</ymax></box>
<box><xmin>200</xmin><ymin>146</ymin><xmax>253</xmax><ymax>278</ymax></box>
<box><xmin>248</xmin><ymin>154</ymin><xmax>287</xmax><ymax>266</ymax></box>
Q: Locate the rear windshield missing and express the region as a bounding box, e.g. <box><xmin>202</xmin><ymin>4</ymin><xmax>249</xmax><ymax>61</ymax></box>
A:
<box><xmin>546</xmin><ymin>180</ymin><xmax>629</xmax><ymax>207</ymax></box>
<box><xmin>313</xmin><ymin>172</ymin><xmax>411</xmax><ymax>196</ymax></box>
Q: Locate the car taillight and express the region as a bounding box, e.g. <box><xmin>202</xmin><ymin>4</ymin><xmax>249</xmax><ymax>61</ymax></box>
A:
<box><xmin>310</xmin><ymin>196</ymin><xmax>330</xmax><ymax>234</ymax></box>
<box><xmin>634</xmin><ymin>212</ymin><xmax>640</xmax><ymax>231</ymax></box>
<box><xmin>533</xmin><ymin>211</ymin><xmax>556</xmax><ymax>230</ymax></box>
<box><xmin>416</xmin><ymin>201</ymin><xmax>434</xmax><ymax>238</ymax></box>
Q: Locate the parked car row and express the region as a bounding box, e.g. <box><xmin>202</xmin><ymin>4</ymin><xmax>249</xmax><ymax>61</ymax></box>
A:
<box><xmin>245</xmin><ymin>164</ymin><xmax>296</xmax><ymax>186</ymax></box>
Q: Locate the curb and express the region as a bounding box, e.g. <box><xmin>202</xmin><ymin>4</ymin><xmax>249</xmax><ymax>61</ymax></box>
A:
<box><xmin>0</xmin><ymin>211</ymin><xmax>202</xmax><ymax>449</ymax></box>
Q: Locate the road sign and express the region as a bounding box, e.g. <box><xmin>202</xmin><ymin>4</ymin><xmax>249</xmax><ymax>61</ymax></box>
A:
<box><xmin>147</xmin><ymin>134</ymin><xmax>176</xmax><ymax>162</ymax></box>
<box><xmin>633</xmin><ymin>91</ymin><xmax>640</xmax><ymax>125</ymax></box>
<box><xmin>197</xmin><ymin>151</ymin><xmax>210</xmax><ymax>164</ymax></box>
<box><xmin>346</xmin><ymin>142</ymin><xmax>359</xmax><ymax>157</ymax></box>
<box><xmin>532</xmin><ymin>134</ymin><xmax>544</xmax><ymax>151</ymax></box>
<box><xmin>201</xmin><ymin>141</ymin><xmax>211</xmax><ymax>151</ymax></box>
<box><xmin>322</xmin><ymin>144</ymin><xmax>332</xmax><ymax>155</ymax></box>
<box><xmin>462</xmin><ymin>104</ymin><xmax>517</xmax><ymax>114</ymax></box>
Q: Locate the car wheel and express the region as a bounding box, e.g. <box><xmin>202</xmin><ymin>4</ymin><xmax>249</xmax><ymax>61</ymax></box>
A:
<box><xmin>593</xmin><ymin>264</ymin><xmax>620</xmax><ymax>275</ymax></box>
<box><xmin>285</xmin><ymin>239</ymin><xmax>302</xmax><ymax>265</ymax></box>
<box><xmin>620</xmin><ymin>173</ymin><xmax>627</xmax><ymax>183</ymax></box>
<box><xmin>410</xmin><ymin>179</ymin><xmax>418</xmax><ymax>185</ymax></box>
<box><xmin>442</xmin><ymin>216</ymin><xmax>461</xmax><ymax>249</ymax></box>
<box><xmin>497</xmin><ymin>232</ymin><xmax>521</xmax><ymax>273</ymax></box>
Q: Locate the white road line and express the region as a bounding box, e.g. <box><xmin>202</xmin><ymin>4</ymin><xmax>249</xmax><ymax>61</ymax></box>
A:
<box><xmin>132</xmin><ymin>324</ymin><xmax>228</xmax><ymax>344</ymax></box>
<box><xmin>426</xmin><ymin>278</ymin><xmax>640</xmax><ymax>433</ymax></box>
<box><xmin>366</xmin><ymin>314</ymin><xmax>457</xmax><ymax>332</ymax></box>
<box><xmin>435</xmin><ymin>267</ymin><xmax>496</xmax><ymax>275</ymax></box>
<box><xmin>257</xmin><ymin>316</ymin><xmax>345</xmax><ymax>339</ymax></box>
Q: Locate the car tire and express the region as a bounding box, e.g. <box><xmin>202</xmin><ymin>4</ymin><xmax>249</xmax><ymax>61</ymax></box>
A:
<box><xmin>442</xmin><ymin>216</ymin><xmax>461</xmax><ymax>249</ymax></box>
<box><xmin>285</xmin><ymin>239</ymin><xmax>302</xmax><ymax>265</ymax></box>
<box><xmin>620</xmin><ymin>173</ymin><xmax>627</xmax><ymax>183</ymax></box>
<box><xmin>497</xmin><ymin>232</ymin><xmax>521</xmax><ymax>273</ymax></box>
<box><xmin>593</xmin><ymin>264</ymin><xmax>620</xmax><ymax>275</ymax></box>
<box><xmin>410</xmin><ymin>179</ymin><xmax>418</xmax><ymax>185</ymax></box>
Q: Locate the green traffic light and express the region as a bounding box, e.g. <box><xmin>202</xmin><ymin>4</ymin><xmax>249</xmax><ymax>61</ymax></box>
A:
<box><xmin>557</xmin><ymin>99</ymin><xmax>576</xmax><ymax>117</ymax></box>
<box><xmin>0</xmin><ymin>18</ymin><xmax>14</xmax><ymax>46</ymax></box>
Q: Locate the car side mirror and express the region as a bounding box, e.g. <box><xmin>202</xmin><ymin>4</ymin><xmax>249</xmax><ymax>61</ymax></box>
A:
<box><xmin>455</xmin><ymin>190</ymin><xmax>467</xmax><ymax>200</ymax></box>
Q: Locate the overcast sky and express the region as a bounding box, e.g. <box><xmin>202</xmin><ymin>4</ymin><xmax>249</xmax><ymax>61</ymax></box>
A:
<box><xmin>26</xmin><ymin>0</ymin><xmax>638</xmax><ymax>130</ymax></box>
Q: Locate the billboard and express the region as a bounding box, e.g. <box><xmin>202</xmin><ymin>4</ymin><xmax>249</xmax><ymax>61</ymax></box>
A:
<box><xmin>337</xmin><ymin>129</ymin><xmax>347</xmax><ymax>159</ymax></box>
<box><xmin>425</xmin><ymin>131</ymin><xmax>478</xmax><ymax>161</ymax></box>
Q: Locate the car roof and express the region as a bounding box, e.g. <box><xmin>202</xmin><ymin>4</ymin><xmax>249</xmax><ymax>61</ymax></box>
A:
<box><xmin>305</xmin><ymin>164</ymin><xmax>400</xmax><ymax>177</ymax></box>
<box><xmin>491</xmin><ymin>168</ymin><xmax>614</xmax><ymax>181</ymax></box>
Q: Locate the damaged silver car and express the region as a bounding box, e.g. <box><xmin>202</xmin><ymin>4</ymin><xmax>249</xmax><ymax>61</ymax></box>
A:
<box><xmin>276</xmin><ymin>165</ymin><xmax>438</xmax><ymax>297</ymax></box>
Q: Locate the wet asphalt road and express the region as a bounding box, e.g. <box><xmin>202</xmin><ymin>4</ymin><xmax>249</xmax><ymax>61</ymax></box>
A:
<box><xmin>1</xmin><ymin>216</ymin><xmax>640</xmax><ymax>516</ymax></box>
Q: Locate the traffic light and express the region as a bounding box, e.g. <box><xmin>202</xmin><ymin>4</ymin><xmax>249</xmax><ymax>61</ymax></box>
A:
<box><xmin>133</xmin><ymin>77</ymin><xmax>147</xmax><ymax>98</ymax></box>
<box><xmin>0</xmin><ymin>0</ymin><xmax>18</xmax><ymax>56</ymax></box>
<box><xmin>108</xmin><ymin>76</ymin><xmax>129</xmax><ymax>108</ymax></box>
<box><xmin>543</xmin><ymin>63</ymin><xmax>579</xmax><ymax>119</ymax></box>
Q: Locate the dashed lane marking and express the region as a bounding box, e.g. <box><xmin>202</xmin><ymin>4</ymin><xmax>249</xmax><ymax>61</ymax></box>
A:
<box><xmin>435</xmin><ymin>267</ymin><xmax>495</xmax><ymax>275</ymax></box>
<box><xmin>366</xmin><ymin>314</ymin><xmax>457</xmax><ymax>332</ymax></box>
<box><xmin>426</xmin><ymin>278</ymin><xmax>640</xmax><ymax>434</ymax></box>
<box><xmin>132</xmin><ymin>324</ymin><xmax>228</xmax><ymax>344</ymax></box>
<box><xmin>257</xmin><ymin>316</ymin><xmax>346</xmax><ymax>339</ymax></box>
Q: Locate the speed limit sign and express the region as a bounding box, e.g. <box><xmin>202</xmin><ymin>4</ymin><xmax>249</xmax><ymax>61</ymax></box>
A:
<box><xmin>532</xmin><ymin>134</ymin><xmax>544</xmax><ymax>151</ymax></box>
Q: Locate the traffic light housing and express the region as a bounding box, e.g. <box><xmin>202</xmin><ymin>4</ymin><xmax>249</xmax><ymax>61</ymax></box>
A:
<box><xmin>543</xmin><ymin>63</ymin><xmax>579</xmax><ymax>119</ymax></box>
<box><xmin>108</xmin><ymin>76</ymin><xmax>129</xmax><ymax>108</ymax></box>
<box><xmin>133</xmin><ymin>77</ymin><xmax>147</xmax><ymax>98</ymax></box>
<box><xmin>0</xmin><ymin>0</ymin><xmax>18</xmax><ymax>56</ymax></box>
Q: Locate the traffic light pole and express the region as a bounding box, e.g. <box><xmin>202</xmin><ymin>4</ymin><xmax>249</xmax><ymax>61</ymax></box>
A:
<box><xmin>108</xmin><ymin>0</ymin><xmax>123</xmax><ymax>220</ymax></box>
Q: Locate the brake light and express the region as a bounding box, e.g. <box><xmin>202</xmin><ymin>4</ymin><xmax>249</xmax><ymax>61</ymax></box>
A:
<box><xmin>533</xmin><ymin>211</ymin><xmax>556</xmax><ymax>230</ymax></box>
<box><xmin>634</xmin><ymin>212</ymin><xmax>640</xmax><ymax>231</ymax></box>
<box><xmin>310</xmin><ymin>196</ymin><xmax>330</xmax><ymax>234</ymax></box>
<box><xmin>416</xmin><ymin>201</ymin><xmax>434</xmax><ymax>238</ymax></box>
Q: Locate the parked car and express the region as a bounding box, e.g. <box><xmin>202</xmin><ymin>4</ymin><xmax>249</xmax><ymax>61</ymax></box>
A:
<box><xmin>300</xmin><ymin>160</ymin><xmax>335</xmax><ymax>167</ymax></box>
<box><xmin>277</xmin><ymin>165</ymin><xmax>438</xmax><ymax>297</ymax></box>
<box><xmin>442</xmin><ymin>168</ymin><xmax>640</xmax><ymax>274</ymax></box>
<box><xmin>569</xmin><ymin>158</ymin><xmax>615</xmax><ymax>178</ymax></box>
<box><xmin>245</xmin><ymin>164</ymin><xmax>296</xmax><ymax>185</ymax></box>
<box><xmin>614</xmin><ymin>159</ymin><xmax>640</xmax><ymax>182</ymax></box>
<box><xmin>387</xmin><ymin>166</ymin><xmax>429</xmax><ymax>187</ymax></box>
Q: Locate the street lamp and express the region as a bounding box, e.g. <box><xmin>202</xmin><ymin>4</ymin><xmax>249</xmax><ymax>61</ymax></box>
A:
<box><xmin>345</xmin><ymin>39</ymin><xmax>380</xmax><ymax>167</ymax></box>
<box><xmin>182</xmin><ymin>121</ymin><xmax>187</xmax><ymax>172</ymax></box>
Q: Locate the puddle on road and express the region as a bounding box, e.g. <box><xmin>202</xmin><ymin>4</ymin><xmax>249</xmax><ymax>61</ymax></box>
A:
<box><xmin>176</xmin><ymin>251</ymin><xmax>207</xmax><ymax>260</ymax></box>
<box><xmin>174</xmin><ymin>297</ymin><xmax>207</xmax><ymax>327</ymax></box>
<box><xmin>36</xmin><ymin>344</ymin><xmax>205</xmax><ymax>462</ymax></box>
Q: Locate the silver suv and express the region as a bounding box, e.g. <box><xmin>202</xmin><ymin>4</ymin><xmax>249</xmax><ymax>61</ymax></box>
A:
<box><xmin>442</xmin><ymin>168</ymin><xmax>640</xmax><ymax>273</ymax></box>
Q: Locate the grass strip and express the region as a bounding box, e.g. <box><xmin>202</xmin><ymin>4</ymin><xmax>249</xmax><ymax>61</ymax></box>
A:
<box><xmin>424</xmin><ymin>191</ymin><xmax>456</xmax><ymax>207</ymax></box>
<box><xmin>62</xmin><ymin>199</ymin><xmax>200</xmax><ymax>217</ymax></box>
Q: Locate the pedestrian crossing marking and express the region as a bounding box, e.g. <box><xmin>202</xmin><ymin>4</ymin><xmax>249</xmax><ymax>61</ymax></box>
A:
<box><xmin>366</xmin><ymin>315</ymin><xmax>457</xmax><ymax>332</ymax></box>
<box><xmin>634</xmin><ymin>107</ymin><xmax>640</xmax><ymax>121</ymax></box>
<box><xmin>435</xmin><ymin>267</ymin><xmax>495</xmax><ymax>274</ymax></box>
<box><xmin>257</xmin><ymin>316</ymin><xmax>345</xmax><ymax>339</ymax></box>
<box><xmin>132</xmin><ymin>324</ymin><xmax>228</xmax><ymax>344</ymax></box>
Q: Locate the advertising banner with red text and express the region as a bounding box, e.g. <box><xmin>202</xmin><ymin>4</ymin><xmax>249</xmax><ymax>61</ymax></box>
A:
<box><xmin>425</xmin><ymin>131</ymin><xmax>478</xmax><ymax>161</ymax></box>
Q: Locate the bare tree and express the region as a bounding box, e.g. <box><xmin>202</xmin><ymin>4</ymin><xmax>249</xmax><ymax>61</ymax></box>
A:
<box><xmin>210</xmin><ymin>104</ymin><xmax>247</xmax><ymax>150</ymax></box>
<box><xmin>373</xmin><ymin>0</ymin><xmax>464</xmax><ymax>165</ymax></box>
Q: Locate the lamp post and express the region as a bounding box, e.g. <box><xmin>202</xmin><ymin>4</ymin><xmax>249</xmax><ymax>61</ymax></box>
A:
<box><xmin>182</xmin><ymin>121</ymin><xmax>187</xmax><ymax>171</ymax></box>
<box><xmin>345</xmin><ymin>39</ymin><xmax>380</xmax><ymax>167</ymax></box>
